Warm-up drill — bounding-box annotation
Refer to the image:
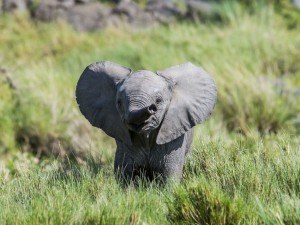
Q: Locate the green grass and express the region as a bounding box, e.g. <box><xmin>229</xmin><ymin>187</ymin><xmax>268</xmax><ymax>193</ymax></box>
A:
<box><xmin>0</xmin><ymin>1</ymin><xmax>299</xmax><ymax>224</ymax></box>
<box><xmin>0</xmin><ymin>133</ymin><xmax>299</xmax><ymax>224</ymax></box>
<box><xmin>0</xmin><ymin>159</ymin><xmax>170</xmax><ymax>225</ymax></box>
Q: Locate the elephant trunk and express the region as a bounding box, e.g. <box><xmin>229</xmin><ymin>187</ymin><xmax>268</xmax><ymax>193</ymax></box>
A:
<box><xmin>127</xmin><ymin>104</ymin><xmax>157</xmax><ymax>125</ymax></box>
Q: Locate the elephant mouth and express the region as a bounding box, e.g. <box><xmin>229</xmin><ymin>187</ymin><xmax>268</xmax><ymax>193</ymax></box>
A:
<box><xmin>127</xmin><ymin>117</ymin><xmax>159</xmax><ymax>133</ymax></box>
<box><xmin>128</xmin><ymin>122</ymin><xmax>147</xmax><ymax>132</ymax></box>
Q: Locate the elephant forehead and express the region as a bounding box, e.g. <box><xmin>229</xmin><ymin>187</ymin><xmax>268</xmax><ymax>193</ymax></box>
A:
<box><xmin>122</xmin><ymin>70</ymin><xmax>167</xmax><ymax>92</ymax></box>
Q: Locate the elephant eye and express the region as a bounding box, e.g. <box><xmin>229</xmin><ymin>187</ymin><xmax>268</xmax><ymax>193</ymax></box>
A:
<box><xmin>156</xmin><ymin>97</ymin><xmax>162</xmax><ymax>104</ymax></box>
<box><xmin>117</xmin><ymin>100</ymin><xmax>122</xmax><ymax>108</ymax></box>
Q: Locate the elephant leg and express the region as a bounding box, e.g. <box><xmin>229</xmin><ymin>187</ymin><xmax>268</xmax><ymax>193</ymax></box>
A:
<box><xmin>162</xmin><ymin>131</ymin><xmax>194</xmax><ymax>181</ymax></box>
<box><xmin>114</xmin><ymin>147</ymin><xmax>149</xmax><ymax>186</ymax></box>
<box><xmin>151</xmin><ymin>147</ymin><xmax>186</xmax><ymax>182</ymax></box>
<box><xmin>161</xmin><ymin>157</ymin><xmax>185</xmax><ymax>182</ymax></box>
<box><xmin>114</xmin><ymin>149</ymin><xmax>135</xmax><ymax>183</ymax></box>
<box><xmin>153</xmin><ymin>133</ymin><xmax>191</xmax><ymax>182</ymax></box>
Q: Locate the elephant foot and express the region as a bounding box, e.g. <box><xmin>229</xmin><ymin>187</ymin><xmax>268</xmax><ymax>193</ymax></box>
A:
<box><xmin>114</xmin><ymin>164</ymin><xmax>166</xmax><ymax>187</ymax></box>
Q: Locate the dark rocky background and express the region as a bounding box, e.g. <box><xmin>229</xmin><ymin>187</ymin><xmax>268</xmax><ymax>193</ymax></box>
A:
<box><xmin>2</xmin><ymin>0</ymin><xmax>300</xmax><ymax>31</ymax></box>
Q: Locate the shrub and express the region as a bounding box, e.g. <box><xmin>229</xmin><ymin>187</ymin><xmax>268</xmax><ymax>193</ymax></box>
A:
<box><xmin>217</xmin><ymin>75</ymin><xmax>299</xmax><ymax>135</ymax></box>
<box><xmin>168</xmin><ymin>179</ymin><xmax>248</xmax><ymax>225</ymax></box>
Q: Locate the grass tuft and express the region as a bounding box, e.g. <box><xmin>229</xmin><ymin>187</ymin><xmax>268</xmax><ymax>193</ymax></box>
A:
<box><xmin>168</xmin><ymin>179</ymin><xmax>248</xmax><ymax>225</ymax></box>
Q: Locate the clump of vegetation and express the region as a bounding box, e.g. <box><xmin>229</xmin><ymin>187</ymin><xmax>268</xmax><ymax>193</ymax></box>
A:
<box><xmin>168</xmin><ymin>179</ymin><xmax>248</xmax><ymax>225</ymax></box>
<box><xmin>218</xmin><ymin>75</ymin><xmax>299</xmax><ymax>135</ymax></box>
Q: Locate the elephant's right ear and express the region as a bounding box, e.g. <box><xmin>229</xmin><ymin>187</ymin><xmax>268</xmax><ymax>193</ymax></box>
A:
<box><xmin>76</xmin><ymin>61</ymin><xmax>132</xmax><ymax>145</ymax></box>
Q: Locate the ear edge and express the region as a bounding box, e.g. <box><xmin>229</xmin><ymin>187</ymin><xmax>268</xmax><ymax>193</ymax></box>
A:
<box><xmin>156</xmin><ymin>126</ymin><xmax>192</xmax><ymax>145</ymax></box>
<box><xmin>87</xmin><ymin>61</ymin><xmax>132</xmax><ymax>79</ymax></box>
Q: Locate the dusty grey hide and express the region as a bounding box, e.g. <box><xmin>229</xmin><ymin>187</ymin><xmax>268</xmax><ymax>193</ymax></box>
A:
<box><xmin>76</xmin><ymin>61</ymin><xmax>217</xmax><ymax>183</ymax></box>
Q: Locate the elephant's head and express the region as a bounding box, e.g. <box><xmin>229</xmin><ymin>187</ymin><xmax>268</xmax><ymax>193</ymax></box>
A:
<box><xmin>115</xmin><ymin>70</ymin><xmax>172</xmax><ymax>135</ymax></box>
<box><xmin>76</xmin><ymin>61</ymin><xmax>217</xmax><ymax>145</ymax></box>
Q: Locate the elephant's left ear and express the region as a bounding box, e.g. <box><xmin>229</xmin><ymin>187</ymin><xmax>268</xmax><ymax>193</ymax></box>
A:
<box><xmin>76</xmin><ymin>61</ymin><xmax>132</xmax><ymax>145</ymax></box>
<box><xmin>156</xmin><ymin>62</ymin><xmax>217</xmax><ymax>145</ymax></box>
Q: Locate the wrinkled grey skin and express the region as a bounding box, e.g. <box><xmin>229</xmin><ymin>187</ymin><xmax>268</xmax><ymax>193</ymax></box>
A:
<box><xmin>76</xmin><ymin>61</ymin><xmax>217</xmax><ymax>184</ymax></box>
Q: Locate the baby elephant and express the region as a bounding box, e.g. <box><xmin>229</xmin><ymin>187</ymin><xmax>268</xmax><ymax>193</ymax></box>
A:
<box><xmin>76</xmin><ymin>61</ymin><xmax>217</xmax><ymax>183</ymax></box>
